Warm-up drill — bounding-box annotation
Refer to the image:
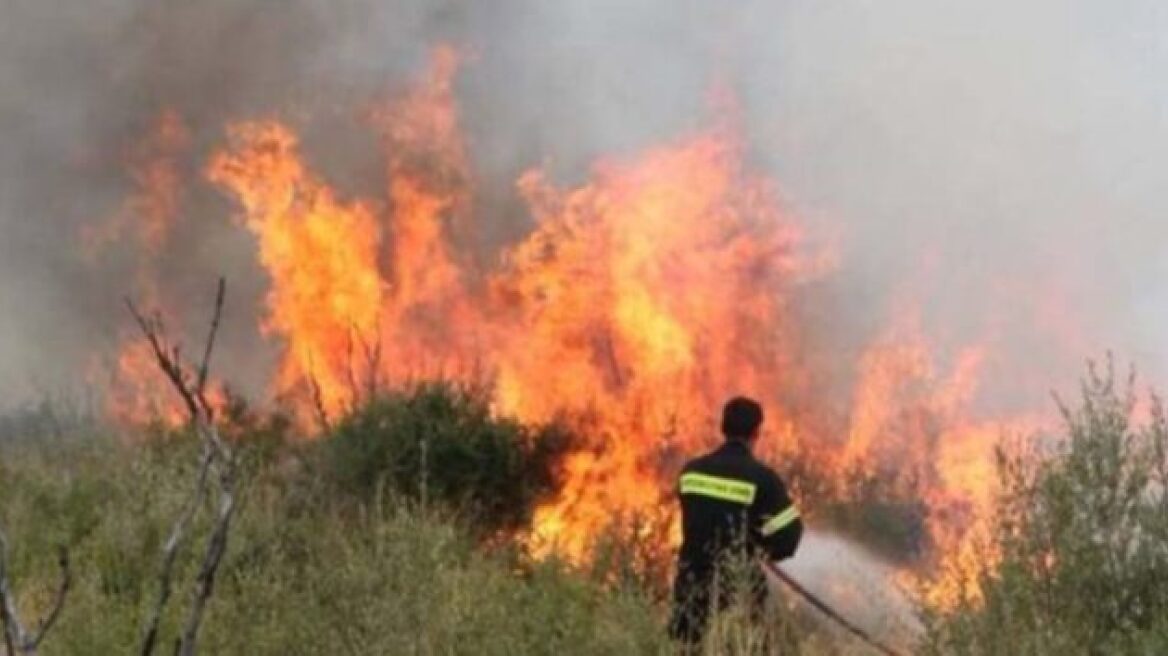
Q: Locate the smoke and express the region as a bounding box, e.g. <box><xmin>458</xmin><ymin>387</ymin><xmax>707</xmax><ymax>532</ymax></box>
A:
<box><xmin>1</xmin><ymin>0</ymin><xmax>1167</xmax><ymax>406</ymax></box>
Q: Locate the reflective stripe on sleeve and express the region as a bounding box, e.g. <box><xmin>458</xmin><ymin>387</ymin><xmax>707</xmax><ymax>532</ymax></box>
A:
<box><xmin>679</xmin><ymin>473</ymin><xmax>757</xmax><ymax>505</ymax></box>
<box><xmin>761</xmin><ymin>505</ymin><xmax>800</xmax><ymax>536</ymax></box>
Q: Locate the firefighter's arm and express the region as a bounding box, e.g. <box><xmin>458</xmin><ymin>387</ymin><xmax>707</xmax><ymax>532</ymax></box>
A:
<box><xmin>758</xmin><ymin>472</ymin><xmax>803</xmax><ymax>561</ymax></box>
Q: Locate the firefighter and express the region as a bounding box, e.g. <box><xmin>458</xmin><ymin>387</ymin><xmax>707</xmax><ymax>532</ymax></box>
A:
<box><xmin>669</xmin><ymin>396</ymin><xmax>804</xmax><ymax>647</ymax></box>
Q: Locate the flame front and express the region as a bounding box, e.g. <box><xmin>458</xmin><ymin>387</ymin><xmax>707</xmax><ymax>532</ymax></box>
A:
<box><xmin>496</xmin><ymin>127</ymin><xmax>821</xmax><ymax>557</ymax></box>
<box><xmin>99</xmin><ymin>49</ymin><xmax>1059</xmax><ymax>594</ymax></box>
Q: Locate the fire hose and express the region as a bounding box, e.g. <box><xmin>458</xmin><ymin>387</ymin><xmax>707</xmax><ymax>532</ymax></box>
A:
<box><xmin>762</xmin><ymin>560</ymin><xmax>903</xmax><ymax>656</ymax></box>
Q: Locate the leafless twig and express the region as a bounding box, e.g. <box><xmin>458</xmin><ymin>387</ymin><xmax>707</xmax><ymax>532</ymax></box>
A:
<box><xmin>175</xmin><ymin>482</ymin><xmax>236</xmax><ymax>656</ymax></box>
<box><xmin>344</xmin><ymin>329</ymin><xmax>360</xmax><ymax>411</ymax></box>
<box><xmin>28</xmin><ymin>548</ymin><xmax>70</xmax><ymax>652</ymax></box>
<box><xmin>341</xmin><ymin>325</ymin><xmax>384</xmax><ymax>413</ymax></box>
<box><xmin>354</xmin><ymin>329</ymin><xmax>383</xmax><ymax>403</ymax></box>
<box><xmin>138</xmin><ymin>442</ymin><xmax>213</xmax><ymax>656</ymax></box>
<box><xmin>125</xmin><ymin>303</ymin><xmax>199</xmax><ymax>421</ymax></box>
<box><xmin>0</xmin><ymin>527</ymin><xmax>22</xmax><ymax>656</ymax></box>
<box><xmin>129</xmin><ymin>277</ymin><xmax>238</xmax><ymax>656</ymax></box>
<box><xmin>306</xmin><ymin>370</ymin><xmax>331</xmax><ymax>433</ymax></box>
<box><xmin>195</xmin><ymin>279</ymin><xmax>226</xmax><ymax>402</ymax></box>
<box><xmin>0</xmin><ymin>526</ymin><xmax>72</xmax><ymax>656</ymax></box>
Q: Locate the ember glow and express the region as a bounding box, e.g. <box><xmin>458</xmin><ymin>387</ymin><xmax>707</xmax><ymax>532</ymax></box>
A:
<box><xmin>98</xmin><ymin>49</ymin><xmax>1059</xmax><ymax>600</ymax></box>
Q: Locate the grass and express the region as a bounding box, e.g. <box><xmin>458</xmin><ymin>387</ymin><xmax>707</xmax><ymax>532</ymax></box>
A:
<box><xmin>0</xmin><ymin>395</ymin><xmax>862</xmax><ymax>656</ymax></box>
<box><xmin>10</xmin><ymin>361</ymin><xmax>1160</xmax><ymax>655</ymax></box>
<box><xmin>0</xmin><ymin>430</ymin><xmax>670</xmax><ymax>655</ymax></box>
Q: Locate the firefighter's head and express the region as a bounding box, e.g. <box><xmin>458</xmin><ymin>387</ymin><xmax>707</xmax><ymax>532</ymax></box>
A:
<box><xmin>721</xmin><ymin>396</ymin><xmax>763</xmax><ymax>446</ymax></box>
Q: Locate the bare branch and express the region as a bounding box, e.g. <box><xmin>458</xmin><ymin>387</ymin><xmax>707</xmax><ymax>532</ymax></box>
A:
<box><xmin>306</xmin><ymin>359</ymin><xmax>330</xmax><ymax>433</ymax></box>
<box><xmin>130</xmin><ymin>278</ymin><xmax>239</xmax><ymax>656</ymax></box>
<box><xmin>28</xmin><ymin>548</ymin><xmax>70</xmax><ymax>650</ymax></box>
<box><xmin>0</xmin><ymin>526</ymin><xmax>70</xmax><ymax>656</ymax></box>
<box><xmin>139</xmin><ymin>443</ymin><xmax>214</xmax><ymax>656</ymax></box>
<box><xmin>175</xmin><ymin>464</ymin><xmax>236</xmax><ymax>656</ymax></box>
<box><xmin>355</xmin><ymin>330</ymin><xmax>383</xmax><ymax>402</ymax></box>
<box><xmin>344</xmin><ymin>328</ymin><xmax>360</xmax><ymax>411</ymax></box>
<box><xmin>0</xmin><ymin>526</ymin><xmax>24</xmax><ymax>656</ymax></box>
<box><xmin>195</xmin><ymin>278</ymin><xmax>227</xmax><ymax>406</ymax></box>
<box><xmin>125</xmin><ymin>299</ymin><xmax>199</xmax><ymax>421</ymax></box>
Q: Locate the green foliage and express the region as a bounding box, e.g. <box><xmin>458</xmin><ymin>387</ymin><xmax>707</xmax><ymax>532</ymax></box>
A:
<box><xmin>320</xmin><ymin>383</ymin><xmax>568</xmax><ymax>534</ymax></box>
<box><xmin>922</xmin><ymin>362</ymin><xmax>1168</xmax><ymax>655</ymax></box>
<box><xmin>0</xmin><ymin>430</ymin><xmax>667</xmax><ymax>655</ymax></box>
<box><xmin>0</xmin><ymin>388</ymin><xmax>903</xmax><ymax>655</ymax></box>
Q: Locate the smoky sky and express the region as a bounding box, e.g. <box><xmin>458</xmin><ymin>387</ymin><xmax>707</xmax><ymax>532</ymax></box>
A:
<box><xmin>1</xmin><ymin>0</ymin><xmax>1166</xmax><ymax>409</ymax></box>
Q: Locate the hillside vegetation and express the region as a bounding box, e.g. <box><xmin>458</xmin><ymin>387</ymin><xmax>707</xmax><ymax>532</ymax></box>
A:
<box><xmin>921</xmin><ymin>364</ymin><xmax>1168</xmax><ymax>654</ymax></box>
<box><xmin>1</xmin><ymin>367</ymin><xmax>1167</xmax><ymax>655</ymax></box>
<box><xmin>0</xmin><ymin>386</ymin><xmax>848</xmax><ymax>655</ymax></box>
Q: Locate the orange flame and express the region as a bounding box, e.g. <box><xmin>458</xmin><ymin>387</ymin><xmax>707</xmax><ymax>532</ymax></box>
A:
<box><xmin>98</xmin><ymin>48</ymin><xmax>1060</xmax><ymax>593</ymax></box>
<box><xmin>207</xmin><ymin>121</ymin><xmax>384</xmax><ymax>421</ymax></box>
<box><xmin>84</xmin><ymin>109</ymin><xmax>189</xmax><ymax>253</ymax></box>
<box><xmin>497</xmin><ymin>127</ymin><xmax>821</xmax><ymax>556</ymax></box>
<box><xmin>87</xmin><ymin>109</ymin><xmax>192</xmax><ymax>425</ymax></box>
<box><xmin>96</xmin><ymin>340</ymin><xmax>188</xmax><ymax>427</ymax></box>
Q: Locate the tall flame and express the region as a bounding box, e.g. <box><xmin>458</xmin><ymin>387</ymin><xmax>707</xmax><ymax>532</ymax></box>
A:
<box><xmin>86</xmin><ymin>109</ymin><xmax>192</xmax><ymax>425</ymax></box>
<box><xmin>207</xmin><ymin>122</ymin><xmax>384</xmax><ymax>419</ymax></box>
<box><xmin>496</xmin><ymin>127</ymin><xmax>821</xmax><ymax>556</ymax></box>
<box><xmin>98</xmin><ymin>48</ymin><xmax>1058</xmax><ymax>596</ymax></box>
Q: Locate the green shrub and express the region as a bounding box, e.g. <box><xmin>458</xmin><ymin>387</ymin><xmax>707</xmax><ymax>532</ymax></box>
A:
<box><xmin>0</xmin><ymin>431</ymin><xmax>672</xmax><ymax>655</ymax></box>
<box><xmin>0</xmin><ymin>388</ymin><xmax>891</xmax><ymax>655</ymax></box>
<box><xmin>320</xmin><ymin>382</ymin><xmax>569</xmax><ymax>534</ymax></box>
<box><xmin>922</xmin><ymin>362</ymin><xmax>1168</xmax><ymax>655</ymax></box>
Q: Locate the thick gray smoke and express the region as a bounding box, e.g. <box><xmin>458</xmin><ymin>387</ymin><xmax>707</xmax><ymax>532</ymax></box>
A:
<box><xmin>1</xmin><ymin>0</ymin><xmax>1166</xmax><ymax>407</ymax></box>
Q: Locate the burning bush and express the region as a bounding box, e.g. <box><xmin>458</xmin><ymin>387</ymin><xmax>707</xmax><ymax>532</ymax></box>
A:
<box><xmin>922</xmin><ymin>361</ymin><xmax>1168</xmax><ymax>654</ymax></box>
<box><xmin>320</xmin><ymin>383</ymin><xmax>569</xmax><ymax>535</ymax></box>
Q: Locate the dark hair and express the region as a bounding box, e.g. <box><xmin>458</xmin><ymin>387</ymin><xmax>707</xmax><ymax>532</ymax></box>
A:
<box><xmin>721</xmin><ymin>397</ymin><xmax>763</xmax><ymax>439</ymax></box>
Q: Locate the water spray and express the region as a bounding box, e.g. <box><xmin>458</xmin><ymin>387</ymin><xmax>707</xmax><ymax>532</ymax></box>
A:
<box><xmin>764</xmin><ymin>560</ymin><xmax>903</xmax><ymax>656</ymax></box>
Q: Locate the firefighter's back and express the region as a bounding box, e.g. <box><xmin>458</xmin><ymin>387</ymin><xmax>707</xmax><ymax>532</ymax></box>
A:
<box><xmin>669</xmin><ymin>397</ymin><xmax>803</xmax><ymax>647</ymax></box>
<box><xmin>676</xmin><ymin>440</ymin><xmax>770</xmax><ymax>576</ymax></box>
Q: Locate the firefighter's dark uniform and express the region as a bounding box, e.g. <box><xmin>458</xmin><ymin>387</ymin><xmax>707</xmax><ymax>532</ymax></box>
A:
<box><xmin>669</xmin><ymin>439</ymin><xmax>804</xmax><ymax>645</ymax></box>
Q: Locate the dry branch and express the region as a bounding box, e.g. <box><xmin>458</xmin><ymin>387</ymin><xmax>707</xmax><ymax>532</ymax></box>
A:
<box><xmin>138</xmin><ymin>442</ymin><xmax>214</xmax><ymax>656</ymax></box>
<box><xmin>0</xmin><ymin>526</ymin><xmax>71</xmax><ymax>656</ymax></box>
<box><xmin>354</xmin><ymin>329</ymin><xmax>383</xmax><ymax>405</ymax></box>
<box><xmin>27</xmin><ymin>548</ymin><xmax>70</xmax><ymax>653</ymax></box>
<box><xmin>344</xmin><ymin>330</ymin><xmax>360</xmax><ymax>411</ymax></box>
<box><xmin>176</xmin><ymin>483</ymin><xmax>236</xmax><ymax>656</ymax></box>
<box><xmin>307</xmin><ymin>370</ymin><xmax>331</xmax><ymax>433</ymax></box>
<box><xmin>0</xmin><ymin>527</ymin><xmax>22</xmax><ymax>656</ymax></box>
<box><xmin>195</xmin><ymin>278</ymin><xmax>227</xmax><ymax>402</ymax></box>
<box><xmin>129</xmin><ymin>277</ymin><xmax>238</xmax><ymax>656</ymax></box>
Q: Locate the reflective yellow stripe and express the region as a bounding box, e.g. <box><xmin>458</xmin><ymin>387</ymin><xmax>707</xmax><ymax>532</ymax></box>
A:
<box><xmin>761</xmin><ymin>505</ymin><xmax>800</xmax><ymax>536</ymax></box>
<box><xmin>679</xmin><ymin>473</ymin><xmax>757</xmax><ymax>505</ymax></box>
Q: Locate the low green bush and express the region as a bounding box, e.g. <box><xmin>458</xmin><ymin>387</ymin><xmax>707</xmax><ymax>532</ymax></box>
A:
<box><xmin>0</xmin><ymin>386</ymin><xmax>962</xmax><ymax>655</ymax></box>
<box><xmin>319</xmin><ymin>382</ymin><xmax>569</xmax><ymax>534</ymax></box>
<box><xmin>0</xmin><ymin>429</ymin><xmax>668</xmax><ymax>655</ymax></box>
<box><xmin>922</xmin><ymin>362</ymin><xmax>1168</xmax><ymax>655</ymax></box>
